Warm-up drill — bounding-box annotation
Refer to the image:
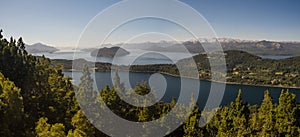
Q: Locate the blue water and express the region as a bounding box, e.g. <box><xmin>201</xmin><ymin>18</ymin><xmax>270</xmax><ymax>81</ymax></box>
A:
<box><xmin>64</xmin><ymin>71</ymin><xmax>300</xmax><ymax>109</ymax></box>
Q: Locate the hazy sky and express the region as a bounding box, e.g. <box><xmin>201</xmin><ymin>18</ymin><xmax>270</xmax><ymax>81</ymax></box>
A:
<box><xmin>0</xmin><ymin>0</ymin><xmax>299</xmax><ymax>47</ymax></box>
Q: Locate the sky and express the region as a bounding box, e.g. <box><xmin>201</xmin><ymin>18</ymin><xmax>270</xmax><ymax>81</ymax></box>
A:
<box><xmin>0</xmin><ymin>0</ymin><xmax>299</xmax><ymax>47</ymax></box>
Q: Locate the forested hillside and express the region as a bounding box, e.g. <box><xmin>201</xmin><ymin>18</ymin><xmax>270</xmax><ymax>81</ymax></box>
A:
<box><xmin>0</xmin><ymin>30</ymin><xmax>93</xmax><ymax>136</ymax></box>
<box><xmin>179</xmin><ymin>50</ymin><xmax>300</xmax><ymax>87</ymax></box>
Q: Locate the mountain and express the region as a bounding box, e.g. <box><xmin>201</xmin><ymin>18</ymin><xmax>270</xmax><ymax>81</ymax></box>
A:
<box><xmin>220</xmin><ymin>40</ymin><xmax>300</xmax><ymax>55</ymax></box>
<box><xmin>178</xmin><ymin>38</ymin><xmax>300</xmax><ymax>56</ymax></box>
<box><xmin>25</xmin><ymin>43</ymin><xmax>59</xmax><ymax>53</ymax></box>
<box><xmin>110</xmin><ymin>38</ymin><xmax>300</xmax><ymax>56</ymax></box>
<box><xmin>90</xmin><ymin>46</ymin><xmax>130</xmax><ymax>57</ymax></box>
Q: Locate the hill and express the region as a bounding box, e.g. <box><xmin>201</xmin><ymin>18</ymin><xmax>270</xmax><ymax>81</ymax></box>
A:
<box><xmin>25</xmin><ymin>42</ymin><xmax>59</xmax><ymax>53</ymax></box>
<box><xmin>176</xmin><ymin>50</ymin><xmax>300</xmax><ymax>87</ymax></box>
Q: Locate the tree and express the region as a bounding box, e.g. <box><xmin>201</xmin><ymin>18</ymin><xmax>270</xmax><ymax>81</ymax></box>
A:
<box><xmin>35</xmin><ymin>117</ymin><xmax>66</xmax><ymax>137</ymax></box>
<box><xmin>275</xmin><ymin>90</ymin><xmax>298</xmax><ymax>136</ymax></box>
<box><xmin>0</xmin><ymin>30</ymin><xmax>78</xmax><ymax>135</ymax></box>
<box><xmin>183</xmin><ymin>108</ymin><xmax>202</xmax><ymax>137</ymax></box>
<box><xmin>76</xmin><ymin>64</ymin><xmax>97</xmax><ymax>107</ymax></box>
<box><xmin>216</xmin><ymin>90</ymin><xmax>250</xmax><ymax>137</ymax></box>
<box><xmin>230</xmin><ymin>90</ymin><xmax>250</xmax><ymax>136</ymax></box>
<box><xmin>216</xmin><ymin>106</ymin><xmax>232</xmax><ymax>136</ymax></box>
<box><xmin>0</xmin><ymin>72</ymin><xmax>24</xmax><ymax>137</ymax></box>
<box><xmin>113</xmin><ymin>70</ymin><xmax>120</xmax><ymax>88</ymax></box>
<box><xmin>113</xmin><ymin>70</ymin><xmax>125</xmax><ymax>94</ymax></box>
<box><xmin>256</xmin><ymin>90</ymin><xmax>276</xmax><ymax>136</ymax></box>
<box><xmin>67</xmin><ymin>129</ymin><xmax>86</xmax><ymax>137</ymax></box>
<box><xmin>71</xmin><ymin>110</ymin><xmax>95</xmax><ymax>137</ymax></box>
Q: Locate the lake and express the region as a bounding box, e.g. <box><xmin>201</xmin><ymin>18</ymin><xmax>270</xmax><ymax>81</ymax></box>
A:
<box><xmin>64</xmin><ymin>71</ymin><xmax>300</xmax><ymax>109</ymax></box>
<box><xmin>33</xmin><ymin>51</ymin><xmax>295</xmax><ymax>66</ymax></box>
<box><xmin>33</xmin><ymin>49</ymin><xmax>196</xmax><ymax>65</ymax></box>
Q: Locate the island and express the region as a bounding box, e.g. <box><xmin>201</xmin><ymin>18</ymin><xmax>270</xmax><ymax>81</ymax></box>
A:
<box><xmin>90</xmin><ymin>46</ymin><xmax>130</xmax><ymax>57</ymax></box>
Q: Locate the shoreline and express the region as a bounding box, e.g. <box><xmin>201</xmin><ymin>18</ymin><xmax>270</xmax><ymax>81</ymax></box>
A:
<box><xmin>63</xmin><ymin>69</ymin><xmax>300</xmax><ymax>89</ymax></box>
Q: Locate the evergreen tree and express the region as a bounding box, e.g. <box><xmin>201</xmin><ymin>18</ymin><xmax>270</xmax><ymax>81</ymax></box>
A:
<box><xmin>230</xmin><ymin>90</ymin><xmax>250</xmax><ymax>136</ymax></box>
<box><xmin>35</xmin><ymin>117</ymin><xmax>66</xmax><ymax>137</ymax></box>
<box><xmin>275</xmin><ymin>90</ymin><xmax>298</xmax><ymax>136</ymax></box>
<box><xmin>257</xmin><ymin>90</ymin><xmax>276</xmax><ymax>136</ymax></box>
<box><xmin>77</xmin><ymin>64</ymin><xmax>97</xmax><ymax>107</ymax></box>
<box><xmin>216</xmin><ymin>106</ymin><xmax>232</xmax><ymax>136</ymax></box>
<box><xmin>0</xmin><ymin>30</ymin><xmax>78</xmax><ymax>135</ymax></box>
<box><xmin>113</xmin><ymin>70</ymin><xmax>120</xmax><ymax>88</ymax></box>
<box><xmin>183</xmin><ymin>108</ymin><xmax>202</xmax><ymax>137</ymax></box>
<box><xmin>0</xmin><ymin>72</ymin><xmax>24</xmax><ymax>136</ymax></box>
<box><xmin>71</xmin><ymin>110</ymin><xmax>95</xmax><ymax>137</ymax></box>
<box><xmin>113</xmin><ymin>70</ymin><xmax>125</xmax><ymax>95</ymax></box>
<box><xmin>216</xmin><ymin>90</ymin><xmax>250</xmax><ymax>136</ymax></box>
<box><xmin>67</xmin><ymin>129</ymin><xmax>86</xmax><ymax>137</ymax></box>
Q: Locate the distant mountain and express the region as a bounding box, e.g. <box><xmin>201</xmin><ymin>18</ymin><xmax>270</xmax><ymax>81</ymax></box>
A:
<box><xmin>71</xmin><ymin>38</ymin><xmax>300</xmax><ymax>57</ymax></box>
<box><xmin>219</xmin><ymin>40</ymin><xmax>300</xmax><ymax>55</ymax></box>
<box><xmin>90</xmin><ymin>47</ymin><xmax>130</xmax><ymax>57</ymax></box>
<box><xmin>109</xmin><ymin>38</ymin><xmax>299</xmax><ymax>56</ymax></box>
<box><xmin>25</xmin><ymin>43</ymin><xmax>59</xmax><ymax>53</ymax></box>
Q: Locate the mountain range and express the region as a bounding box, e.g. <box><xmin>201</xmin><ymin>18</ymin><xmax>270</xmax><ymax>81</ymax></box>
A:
<box><xmin>27</xmin><ymin>38</ymin><xmax>300</xmax><ymax>56</ymax></box>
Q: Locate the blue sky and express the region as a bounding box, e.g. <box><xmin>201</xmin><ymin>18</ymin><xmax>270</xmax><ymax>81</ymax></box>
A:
<box><xmin>0</xmin><ymin>0</ymin><xmax>299</xmax><ymax>47</ymax></box>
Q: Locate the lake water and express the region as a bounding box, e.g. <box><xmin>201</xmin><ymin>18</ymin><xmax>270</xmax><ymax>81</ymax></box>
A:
<box><xmin>33</xmin><ymin>49</ymin><xmax>196</xmax><ymax>65</ymax></box>
<box><xmin>34</xmin><ymin>50</ymin><xmax>296</xmax><ymax>66</ymax></box>
<box><xmin>64</xmin><ymin>71</ymin><xmax>300</xmax><ymax>109</ymax></box>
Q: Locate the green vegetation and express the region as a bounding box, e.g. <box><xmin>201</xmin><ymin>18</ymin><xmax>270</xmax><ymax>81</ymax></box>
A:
<box><xmin>0</xmin><ymin>30</ymin><xmax>84</xmax><ymax>136</ymax></box>
<box><xmin>1</xmin><ymin>30</ymin><xmax>300</xmax><ymax>136</ymax></box>
<box><xmin>182</xmin><ymin>50</ymin><xmax>300</xmax><ymax>87</ymax></box>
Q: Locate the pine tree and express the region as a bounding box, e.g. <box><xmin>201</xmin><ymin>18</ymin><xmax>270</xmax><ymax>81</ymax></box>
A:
<box><xmin>77</xmin><ymin>64</ymin><xmax>97</xmax><ymax>108</ymax></box>
<box><xmin>216</xmin><ymin>106</ymin><xmax>232</xmax><ymax>137</ymax></box>
<box><xmin>183</xmin><ymin>108</ymin><xmax>202</xmax><ymax>137</ymax></box>
<box><xmin>257</xmin><ymin>90</ymin><xmax>276</xmax><ymax>136</ymax></box>
<box><xmin>0</xmin><ymin>72</ymin><xmax>24</xmax><ymax>136</ymax></box>
<box><xmin>217</xmin><ymin>90</ymin><xmax>250</xmax><ymax>136</ymax></box>
<box><xmin>35</xmin><ymin>117</ymin><xmax>66</xmax><ymax>137</ymax></box>
<box><xmin>71</xmin><ymin>110</ymin><xmax>95</xmax><ymax>137</ymax></box>
<box><xmin>113</xmin><ymin>70</ymin><xmax>120</xmax><ymax>88</ymax></box>
<box><xmin>231</xmin><ymin>90</ymin><xmax>250</xmax><ymax>136</ymax></box>
<box><xmin>275</xmin><ymin>90</ymin><xmax>298</xmax><ymax>136</ymax></box>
